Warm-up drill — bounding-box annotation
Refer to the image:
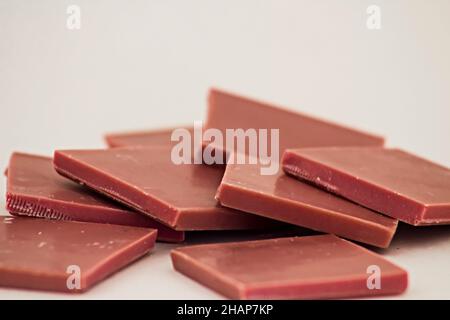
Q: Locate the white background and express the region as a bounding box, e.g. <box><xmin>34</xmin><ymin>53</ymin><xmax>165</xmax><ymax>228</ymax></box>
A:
<box><xmin>0</xmin><ymin>0</ymin><xmax>449</xmax><ymax>299</ymax></box>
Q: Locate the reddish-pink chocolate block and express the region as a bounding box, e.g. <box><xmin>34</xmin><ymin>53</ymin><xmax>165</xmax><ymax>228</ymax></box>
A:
<box><xmin>171</xmin><ymin>234</ymin><xmax>407</xmax><ymax>299</ymax></box>
<box><xmin>216</xmin><ymin>162</ymin><xmax>397</xmax><ymax>248</ymax></box>
<box><xmin>53</xmin><ymin>147</ymin><xmax>278</xmax><ymax>231</ymax></box>
<box><xmin>105</xmin><ymin>126</ymin><xmax>193</xmax><ymax>148</ymax></box>
<box><xmin>6</xmin><ymin>152</ymin><xmax>184</xmax><ymax>242</ymax></box>
<box><xmin>0</xmin><ymin>216</ymin><xmax>156</xmax><ymax>292</ymax></box>
<box><xmin>205</xmin><ymin>88</ymin><xmax>384</xmax><ymax>155</ymax></box>
<box><xmin>282</xmin><ymin>147</ymin><xmax>450</xmax><ymax>226</ymax></box>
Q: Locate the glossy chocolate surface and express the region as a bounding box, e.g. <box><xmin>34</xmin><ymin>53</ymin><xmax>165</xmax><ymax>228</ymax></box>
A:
<box><xmin>54</xmin><ymin>147</ymin><xmax>278</xmax><ymax>231</ymax></box>
<box><xmin>283</xmin><ymin>147</ymin><xmax>450</xmax><ymax>225</ymax></box>
<box><xmin>216</xmin><ymin>161</ymin><xmax>397</xmax><ymax>248</ymax></box>
<box><xmin>205</xmin><ymin>88</ymin><xmax>384</xmax><ymax>155</ymax></box>
<box><xmin>0</xmin><ymin>216</ymin><xmax>156</xmax><ymax>292</ymax></box>
<box><xmin>171</xmin><ymin>234</ymin><xmax>407</xmax><ymax>299</ymax></box>
<box><xmin>105</xmin><ymin>126</ymin><xmax>193</xmax><ymax>148</ymax></box>
<box><xmin>6</xmin><ymin>152</ymin><xmax>183</xmax><ymax>242</ymax></box>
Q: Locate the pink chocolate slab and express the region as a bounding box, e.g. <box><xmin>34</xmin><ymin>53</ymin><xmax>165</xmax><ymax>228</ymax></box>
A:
<box><xmin>105</xmin><ymin>126</ymin><xmax>193</xmax><ymax>148</ymax></box>
<box><xmin>282</xmin><ymin>147</ymin><xmax>450</xmax><ymax>226</ymax></box>
<box><xmin>216</xmin><ymin>161</ymin><xmax>397</xmax><ymax>248</ymax></box>
<box><xmin>53</xmin><ymin>147</ymin><xmax>279</xmax><ymax>231</ymax></box>
<box><xmin>6</xmin><ymin>152</ymin><xmax>184</xmax><ymax>242</ymax></box>
<box><xmin>0</xmin><ymin>216</ymin><xmax>156</xmax><ymax>292</ymax></box>
<box><xmin>171</xmin><ymin>234</ymin><xmax>407</xmax><ymax>299</ymax></box>
<box><xmin>205</xmin><ymin>88</ymin><xmax>384</xmax><ymax>156</ymax></box>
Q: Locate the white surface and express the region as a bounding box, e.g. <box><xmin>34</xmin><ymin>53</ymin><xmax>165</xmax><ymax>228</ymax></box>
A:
<box><xmin>0</xmin><ymin>0</ymin><xmax>449</xmax><ymax>299</ymax></box>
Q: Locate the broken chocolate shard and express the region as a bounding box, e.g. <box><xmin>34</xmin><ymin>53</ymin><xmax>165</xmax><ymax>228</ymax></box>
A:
<box><xmin>216</xmin><ymin>161</ymin><xmax>397</xmax><ymax>248</ymax></box>
<box><xmin>105</xmin><ymin>126</ymin><xmax>194</xmax><ymax>148</ymax></box>
<box><xmin>282</xmin><ymin>147</ymin><xmax>450</xmax><ymax>226</ymax></box>
<box><xmin>6</xmin><ymin>152</ymin><xmax>184</xmax><ymax>242</ymax></box>
<box><xmin>204</xmin><ymin>88</ymin><xmax>384</xmax><ymax>156</ymax></box>
<box><xmin>171</xmin><ymin>234</ymin><xmax>408</xmax><ymax>299</ymax></box>
<box><xmin>0</xmin><ymin>216</ymin><xmax>157</xmax><ymax>292</ymax></box>
<box><xmin>53</xmin><ymin>146</ymin><xmax>279</xmax><ymax>231</ymax></box>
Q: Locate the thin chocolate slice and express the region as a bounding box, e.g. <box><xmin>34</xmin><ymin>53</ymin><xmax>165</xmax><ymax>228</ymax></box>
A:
<box><xmin>0</xmin><ymin>216</ymin><xmax>156</xmax><ymax>292</ymax></box>
<box><xmin>6</xmin><ymin>152</ymin><xmax>184</xmax><ymax>242</ymax></box>
<box><xmin>282</xmin><ymin>147</ymin><xmax>450</xmax><ymax>226</ymax></box>
<box><xmin>105</xmin><ymin>126</ymin><xmax>193</xmax><ymax>148</ymax></box>
<box><xmin>53</xmin><ymin>147</ymin><xmax>278</xmax><ymax>231</ymax></box>
<box><xmin>205</xmin><ymin>88</ymin><xmax>384</xmax><ymax>155</ymax></box>
<box><xmin>216</xmin><ymin>161</ymin><xmax>397</xmax><ymax>248</ymax></box>
<box><xmin>171</xmin><ymin>234</ymin><xmax>408</xmax><ymax>299</ymax></box>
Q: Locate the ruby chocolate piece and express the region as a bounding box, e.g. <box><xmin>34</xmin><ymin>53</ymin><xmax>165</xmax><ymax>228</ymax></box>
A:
<box><xmin>0</xmin><ymin>216</ymin><xmax>157</xmax><ymax>292</ymax></box>
<box><xmin>171</xmin><ymin>234</ymin><xmax>408</xmax><ymax>299</ymax></box>
<box><xmin>53</xmin><ymin>147</ymin><xmax>278</xmax><ymax>231</ymax></box>
<box><xmin>216</xmin><ymin>162</ymin><xmax>397</xmax><ymax>248</ymax></box>
<box><xmin>6</xmin><ymin>152</ymin><xmax>184</xmax><ymax>242</ymax></box>
<box><xmin>205</xmin><ymin>88</ymin><xmax>384</xmax><ymax>155</ymax></box>
<box><xmin>282</xmin><ymin>147</ymin><xmax>450</xmax><ymax>226</ymax></box>
<box><xmin>105</xmin><ymin>126</ymin><xmax>193</xmax><ymax>148</ymax></box>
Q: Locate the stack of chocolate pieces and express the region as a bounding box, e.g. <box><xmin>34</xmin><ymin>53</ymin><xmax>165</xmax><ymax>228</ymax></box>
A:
<box><xmin>2</xmin><ymin>88</ymin><xmax>450</xmax><ymax>298</ymax></box>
